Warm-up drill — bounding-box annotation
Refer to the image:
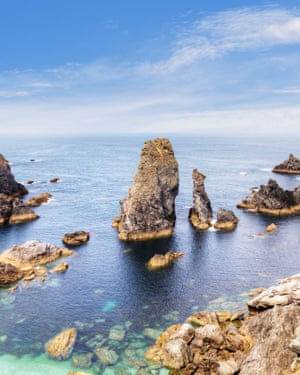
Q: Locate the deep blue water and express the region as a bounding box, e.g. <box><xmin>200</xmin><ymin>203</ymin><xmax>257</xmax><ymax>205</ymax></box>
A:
<box><xmin>0</xmin><ymin>135</ymin><xmax>300</xmax><ymax>374</ymax></box>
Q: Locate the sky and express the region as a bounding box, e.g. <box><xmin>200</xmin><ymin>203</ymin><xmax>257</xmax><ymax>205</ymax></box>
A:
<box><xmin>1</xmin><ymin>0</ymin><xmax>300</xmax><ymax>136</ymax></box>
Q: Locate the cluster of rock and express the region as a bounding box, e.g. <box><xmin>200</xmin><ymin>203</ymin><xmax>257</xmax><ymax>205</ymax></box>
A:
<box><xmin>145</xmin><ymin>274</ymin><xmax>300</xmax><ymax>375</ymax></box>
<box><xmin>237</xmin><ymin>179</ymin><xmax>300</xmax><ymax>216</ymax></box>
<box><xmin>273</xmin><ymin>153</ymin><xmax>300</xmax><ymax>174</ymax></box>
<box><xmin>189</xmin><ymin>169</ymin><xmax>239</xmax><ymax>231</ymax></box>
<box><xmin>112</xmin><ymin>138</ymin><xmax>179</xmax><ymax>241</ymax></box>
<box><xmin>0</xmin><ymin>240</ymin><xmax>73</xmax><ymax>286</ymax></box>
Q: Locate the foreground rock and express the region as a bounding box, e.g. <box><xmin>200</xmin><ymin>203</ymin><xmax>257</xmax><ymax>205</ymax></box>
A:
<box><xmin>45</xmin><ymin>328</ymin><xmax>77</xmax><ymax>360</ymax></box>
<box><xmin>112</xmin><ymin>138</ymin><xmax>179</xmax><ymax>241</ymax></box>
<box><xmin>26</xmin><ymin>192</ymin><xmax>53</xmax><ymax>207</ymax></box>
<box><xmin>273</xmin><ymin>153</ymin><xmax>300</xmax><ymax>174</ymax></box>
<box><xmin>214</xmin><ymin>208</ymin><xmax>239</xmax><ymax>231</ymax></box>
<box><xmin>146</xmin><ymin>251</ymin><xmax>183</xmax><ymax>271</ymax></box>
<box><xmin>62</xmin><ymin>231</ymin><xmax>90</xmax><ymax>246</ymax></box>
<box><xmin>0</xmin><ymin>240</ymin><xmax>73</xmax><ymax>286</ymax></box>
<box><xmin>237</xmin><ymin>179</ymin><xmax>300</xmax><ymax>216</ymax></box>
<box><xmin>189</xmin><ymin>169</ymin><xmax>213</xmax><ymax>230</ymax></box>
<box><xmin>0</xmin><ymin>153</ymin><xmax>28</xmax><ymax>197</ymax></box>
<box><xmin>145</xmin><ymin>274</ymin><xmax>300</xmax><ymax>375</ymax></box>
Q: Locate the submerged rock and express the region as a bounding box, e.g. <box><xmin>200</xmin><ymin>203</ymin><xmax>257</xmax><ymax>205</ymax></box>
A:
<box><xmin>273</xmin><ymin>153</ymin><xmax>300</xmax><ymax>174</ymax></box>
<box><xmin>113</xmin><ymin>138</ymin><xmax>179</xmax><ymax>241</ymax></box>
<box><xmin>237</xmin><ymin>179</ymin><xmax>300</xmax><ymax>216</ymax></box>
<box><xmin>189</xmin><ymin>169</ymin><xmax>213</xmax><ymax>230</ymax></box>
<box><xmin>50</xmin><ymin>262</ymin><xmax>69</xmax><ymax>273</ymax></box>
<box><xmin>214</xmin><ymin>208</ymin><xmax>239</xmax><ymax>231</ymax></box>
<box><xmin>146</xmin><ymin>251</ymin><xmax>183</xmax><ymax>271</ymax></box>
<box><xmin>45</xmin><ymin>327</ymin><xmax>77</xmax><ymax>360</ymax></box>
<box><xmin>145</xmin><ymin>274</ymin><xmax>300</xmax><ymax>375</ymax></box>
<box><xmin>62</xmin><ymin>231</ymin><xmax>90</xmax><ymax>246</ymax></box>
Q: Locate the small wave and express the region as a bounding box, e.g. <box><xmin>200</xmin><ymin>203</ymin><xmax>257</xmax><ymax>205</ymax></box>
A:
<box><xmin>259</xmin><ymin>167</ymin><xmax>272</xmax><ymax>172</ymax></box>
<box><xmin>239</xmin><ymin>171</ymin><xmax>248</xmax><ymax>176</ymax></box>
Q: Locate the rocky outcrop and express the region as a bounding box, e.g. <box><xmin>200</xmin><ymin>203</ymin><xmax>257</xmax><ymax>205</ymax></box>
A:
<box><xmin>62</xmin><ymin>231</ymin><xmax>90</xmax><ymax>246</ymax></box>
<box><xmin>145</xmin><ymin>274</ymin><xmax>300</xmax><ymax>375</ymax></box>
<box><xmin>0</xmin><ymin>153</ymin><xmax>27</xmax><ymax>197</ymax></box>
<box><xmin>189</xmin><ymin>169</ymin><xmax>213</xmax><ymax>230</ymax></box>
<box><xmin>45</xmin><ymin>328</ymin><xmax>77</xmax><ymax>360</ymax></box>
<box><xmin>146</xmin><ymin>251</ymin><xmax>183</xmax><ymax>271</ymax></box>
<box><xmin>214</xmin><ymin>208</ymin><xmax>239</xmax><ymax>231</ymax></box>
<box><xmin>112</xmin><ymin>138</ymin><xmax>179</xmax><ymax>241</ymax></box>
<box><xmin>266</xmin><ymin>222</ymin><xmax>277</xmax><ymax>232</ymax></box>
<box><xmin>0</xmin><ymin>195</ymin><xmax>39</xmax><ymax>225</ymax></box>
<box><xmin>237</xmin><ymin>179</ymin><xmax>300</xmax><ymax>216</ymax></box>
<box><xmin>26</xmin><ymin>192</ymin><xmax>53</xmax><ymax>207</ymax></box>
<box><xmin>0</xmin><ymin>240</ymin><xmax>73</xmax><ymax>286</ymax></box>
<box><xmin>273</xmin><ymin>153</ymin><xmax>300</xmax><ymax>174</ymax></box>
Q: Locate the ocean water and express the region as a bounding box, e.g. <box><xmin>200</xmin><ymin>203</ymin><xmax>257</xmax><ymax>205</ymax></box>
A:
<box><xmin>0</xmin><ymin>134</ymin><xmax>300</xmax><ymax>374</ymax></box>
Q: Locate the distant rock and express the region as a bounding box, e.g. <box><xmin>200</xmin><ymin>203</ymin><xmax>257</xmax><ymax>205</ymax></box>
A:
<box><xmin>62</xmin><ymin>231</ymin><xmax>90</xmax><ymax>246</ymax></box>
<box><xmin>112</xmin><ymin>138</ymin><xmax>179</xmax><ymax>241</ymax></box>
<box><xmin>45</xmin><ymin>328</ymin><xmax>77</xmax><ymax>360</ymax></box>
<box><xmin>0</xmin><ymin>153</ymin><xmax>28</xmax><ymax>197</ymax></box>
<box><xmin>189</xmin><ymin>169</ymin><xmax>213</xmax><ymax>230</ymax></box>
<box><xmin>237</xmin><ymin>179</ymin><xmax>300</xmax><ymax>216</ymax></box>
<box><xmin>146</xmin><ymin>251</ymin><xmax>183</xmax><ymax>271</ymax></box>
<box><xmin>273</xmin><ymin>153</ymin><xmax>300</xmax><ymax>174</ymax></box>
<box><xmin>214</xmin><ymin>208</ymin><xmax>239</xmax><ymax>231</ymax></box>
<box><xmin>49</xmin><ymin>177</ymin><xmax>60</xmax><ymax>183</ymax></box>
<box><xmin>145</xmin><ymin>274</ymin><xmax>300</xmax><ymax>375</ymax></box>
<box><xmin>26</xmin><ymin>192</ymin><xmax>53</xmax><ymax>207</ymax></box>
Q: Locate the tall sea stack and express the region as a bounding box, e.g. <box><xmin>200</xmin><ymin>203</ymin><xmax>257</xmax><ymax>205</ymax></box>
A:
<box><xmin>112</xmin><ymin>138</ymin><xmax>179</xmax><ymax>241</ymax></box>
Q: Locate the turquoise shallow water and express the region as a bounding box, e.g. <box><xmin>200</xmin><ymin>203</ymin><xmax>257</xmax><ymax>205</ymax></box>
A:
<box><xmin>0</xmin><ymin>135</ymin><xmax>300</xmax><ymax>374</ymax></box>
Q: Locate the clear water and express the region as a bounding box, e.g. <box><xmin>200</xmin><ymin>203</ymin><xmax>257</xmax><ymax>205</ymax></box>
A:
<box><xmin>0</xmin><ymin>135</ymin><xmax>300</xmax><ymax>374</ymax></box>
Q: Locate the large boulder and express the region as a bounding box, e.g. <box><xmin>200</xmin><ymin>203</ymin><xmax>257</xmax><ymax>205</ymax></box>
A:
<box><xmin>62</xmin><ymin>231</ymin><xmax>90</xmax><ymax>246</ymax></box>
<box><xmin>112</xmin><ymin>138</ymin><xmax>179</xmax><ymax>241</ymax></box>
<box><xmin>45</xmin><ymin>328</ymin><xmax>77</xmax><ymax>360</ymax></box>
<box><xmin>214</xmin><ymin>208</ymin><xmax>239</xmax><ymax>231</ymax></box>
<box><xmin>0</xmin><ymin>154</ymin><xmax>28</xmax><ymax>197</ymax></box>
<box><xmin>237</xmin><ymin>179</ymin><xmax>300</xmax><ymax>216</ymax></box>
<box><xmin>189</xmin><ymin>169</ymin><xmax>213</xmax><ymax>230</ymax></box>
<box><xmin>273</xmin><ymin>153</ymin><xmax>300</xmax><ymax>174</ymax></box>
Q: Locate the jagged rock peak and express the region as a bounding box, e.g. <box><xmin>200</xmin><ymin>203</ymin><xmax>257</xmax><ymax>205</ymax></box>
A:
<box><xmin>189</xmin><ymin>168</ymin><xmax>213</xmax><ymax>230</ymax></box>
<box><xmin>237</xmin><ymin>178</ymin><xmax>300</xmax><ymax>216</ymax></box>
<box><xmin>273</xmin><ymin>153</ymin><xmax>300</xmax><ymax>174</ymax></box>
<box><xmin>0</xmin><ymin>153</ymin><xmax>28</xmax><ymax>197</ymax></box>
<box><xmin>112</xmin><ymin>138</ymin><xmax>179</xmax><ymax>241</ymax></box>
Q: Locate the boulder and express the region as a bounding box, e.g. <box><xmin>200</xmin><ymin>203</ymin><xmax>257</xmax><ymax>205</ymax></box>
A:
<box><xmin>112</xmin><ymin>138</ymin><xmax>179</xmax><ymax>241</ymax></box>
<box><xmin>214</xmin><ymin>208</ymin><xmax>239</xmax><ymax>231</ymax></box>
<box><xmin>50</xmin><ymin>262</ymin><xmax>69</xmax><ymax>273</ymax></box>
<box><xmin>45</xmin><ymin>328</ymin><xmax>77</xmax><ymax>360</ymax></box>
<box><xmin>49</xmin><ymin>177</ymin><xmax>60</xmax><ymax>183</ymax></box>
<box><xmin>146</xmin><ymin>251</ymin><xmax>183</xmax><ymax>271</ymax></box>
<box><xmin>0</xmin><ymin>153</ymin><xmax>28</xmax><ymax>197</ymax></box>
<box><xmin>237</xmin><ymin>179</ymin><xmax>300</xmax><ymax>216</ymax></box>
<box><xmin>26</xmin><ymin>192</ymin><xmax>53</xmax><ymax>207</ymax></box>
<box><xmin>189</xmin><ymin>169</ymin><xmax>213</xmax><ymax>230</ymax></box>
<box><xmin>0</xmin><ymin>262</ymin><xmax>24</xmax><ymax>285</ymax></box>
<box><xmin>266</xmin><ymin>223</ymin><xmax>277</xmax><ymax>232</ymax></box>
<box><xmin>273</xmin><ymin>153</ymin><xmax>300</xmax><ymax>174</ymax></box>
<box><xmin>62</xmin><ymin>231</ymin><xmax>90</xmax><ymax>246</ymax></box>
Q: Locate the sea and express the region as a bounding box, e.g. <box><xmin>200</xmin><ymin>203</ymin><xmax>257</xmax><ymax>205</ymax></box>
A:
<box><xmin>0</xmin><ymin>134</ymin><xmax>300</xmax><ymax>374</ymax></box>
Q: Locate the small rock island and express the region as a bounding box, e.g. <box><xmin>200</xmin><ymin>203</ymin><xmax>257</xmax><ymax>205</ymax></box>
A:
<box><xmin>273</xmin><ymin>153</ymin><xmax>300</xmax><ymax>174</ymax></box>
<box><xmin>112</xmin><ymin>138</ymin><xmax>179</xmax><ymax>241</ymax></box>
<box><xmin>237</xmin><ymin>179</ymin><xmax>300</xmax><ymax>216</ymax></box>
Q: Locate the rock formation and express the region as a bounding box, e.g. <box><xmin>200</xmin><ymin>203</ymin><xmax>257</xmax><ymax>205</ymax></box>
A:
<box><xmin>189</xmin><ymin>169</ymin><xmax>213</xmax><ymax>230</ymax></box>
<box><xmin>237</xmin><ymin>179</ymin><xmax>300</xmax><ymax>216</ymax></box>
<box><xmin>62</xmin><ymin>231</ymin><xmax>90</xmax><ymax>246</ymax></box>
<box><xmin>26</xmin><ymin>192</ymin><xmax>53</xmax><ymax>207</ymax></box>
<box><xmin>45</xmin><ymin>328</ymin><xmax>77</xmax><ymax>360</ymax></box>
<box><xmin>214</xmin><ymin>208</ymin><xmax>239</xmax><ymax>231</ymax></box>
<box><xmin>0</xmin><ymin>153</ymin><xmax>27</xmax><ymax>197</ymax></box>
<box><xmin>265</xmin><ymin>222</ymin><xmax>277</xmax><ymax>232</ymax></box>
<box><xmin>145</xmin><ymin>274</ymin><xmax>300</xmax><ymax>375</ymax></box>
<box><xmin>146</xmin><ymin>251</ymin><xmax>183</xmax><ymax>271</ymax></box>
<box><xmin>0</xmin><ymin>240</ymin><xmax>73</xmax><ymax>286</ymax></box>
<box><xmin>273</xmin><ymin>153</ymin><xmax>300</xmax><ymax>174</ymax></box>
<box><xmin>112</xmin><ymin>138</ymin><xmax>179</xmax><ymax>241</ymax></box>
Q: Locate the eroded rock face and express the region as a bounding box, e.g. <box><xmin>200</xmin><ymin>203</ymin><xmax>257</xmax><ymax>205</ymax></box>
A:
<box><xmin>237</xmin><ymin>179</ymin><xmax>300</xmax><ymax>216</ymax></box>
<box><xmin>189</xmin><ymin>169</ymin><xmax>213</xmax><ymax>230</ymax></box>
<box><xmin>273</xmin><ymin>153</ymin><xmax>300</xmax><ymax>174</ymax></box>
<box><xmin>214</xmin><ymin>208</ymin><xmax>239</xmax><ymax>231</ymax></box>
<box><xmin>45</xmin><ymin>328</ymin><xmax>77</xmax><ymax>360</ymax></box>
<box><xmin>113</xmin><ymin>138</ymin><xmax>179</xmax><ymax>241</ymax></box>
<box><xmin>146</xmin><ymin>251</ymin><xmax>183</xmax><ymax>271</ymax></box>
<box><xmin>145</xmin><ymin>274</ymin><xmax>300</xmax><ymax>375</ymax></box>
<box><xmin>0</xmin><ymin>154</ymin><xmax>28</xmax><ymax>197</ymax></box>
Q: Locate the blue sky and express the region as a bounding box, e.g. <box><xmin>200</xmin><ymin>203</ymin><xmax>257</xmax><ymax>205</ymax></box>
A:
<box><xmin>1</xmin><ymin>0</ymin><xmax>300</xmax><ymax>135</ymax></box>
